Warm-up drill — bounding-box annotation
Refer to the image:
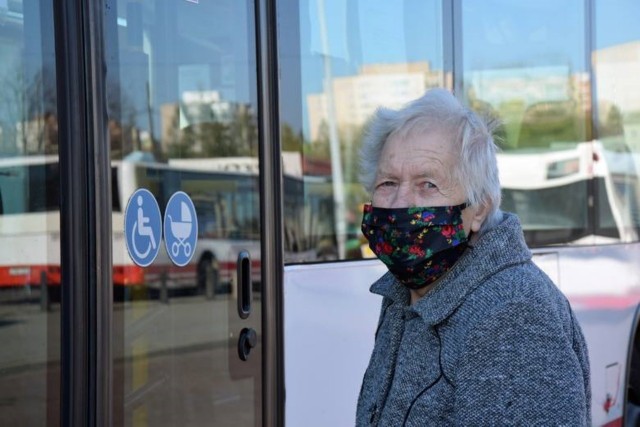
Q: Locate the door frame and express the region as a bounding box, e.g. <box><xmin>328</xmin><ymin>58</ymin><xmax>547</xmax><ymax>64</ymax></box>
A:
<box><xmin>54</xmin><ymin>1</ymin><xmax>113</xmax><ymax>426</ymax></box>
<box><xmin>53</xmin><ymin>0</ymin><xmax>284</xmax><ymax>425</ymax></box>
<box><xmin>256</xmin><ymin>0</ymin><xmax>285</xmax><ymax>425</ymax></box>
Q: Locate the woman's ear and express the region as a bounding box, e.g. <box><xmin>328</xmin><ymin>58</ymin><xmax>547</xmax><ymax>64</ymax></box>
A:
<box><xmin>470</xmin><ymin>203</ymin><xmax>489</xmax><ymax>233</ymax></box>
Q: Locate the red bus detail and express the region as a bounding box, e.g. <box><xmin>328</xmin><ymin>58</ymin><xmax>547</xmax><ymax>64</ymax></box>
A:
<box><xmin>113</xmin><ymin>265</ymin><xmax>145</xmax><ymax>286</ymax></box>
<box><xmin>0</xmin><ymin>265</ymin><xmax>61</xmax><ymax>287</ymax></box>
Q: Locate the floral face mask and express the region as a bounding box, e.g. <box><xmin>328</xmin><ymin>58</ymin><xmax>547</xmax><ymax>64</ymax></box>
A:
<box><xmin>361</xmin><ymin>203</ymin><xmax>469</xmax><ymax>290</ymax></box>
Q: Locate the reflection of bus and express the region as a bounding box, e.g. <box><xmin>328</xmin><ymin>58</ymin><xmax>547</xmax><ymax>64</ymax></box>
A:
<box><xmin>0</xmin><ymin>155</ymin><xmax>336</xmax><ymax>294</ymax></box>
<box><xmin>0</xmin><ymin>156</ymin><xmax>61</xmax><ymax>290</ymax></box>
<box><xmin>114</xmin><ymin>158</ymin><xmax>337</xmax><ymax>292</ymax></box>
<box><xmin>113</xmin><ymin>159</ymin><xmax>263</xmax><ymax>293</ymax></box>
<box><xmin>499</xmin><ymin>140</ymin><xmax>640</xmax><ymax>246</ymax></box>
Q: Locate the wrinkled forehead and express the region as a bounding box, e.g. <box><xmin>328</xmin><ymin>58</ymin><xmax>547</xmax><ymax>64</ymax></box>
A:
<box><xmin>379</xmin><ymin>128</ymin><xmax>461</xmax><ymax>179</ymax></box>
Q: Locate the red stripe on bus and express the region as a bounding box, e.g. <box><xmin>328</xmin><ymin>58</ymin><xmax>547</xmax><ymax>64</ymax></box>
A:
<box><xmin>114</xmin><ymin>264</ymin><xmax>201</xmax><ymax>286</ymax></box>
<box><xmin>113</xmin><ymin>265</ymin><xmax>145</xmax><ymax>286</ymax></box>
<box><xmin>2</xmin><ymin>260</ymin><xmax>261</xmax><ymax>288</ymax></box>
<box><xmin>602</xmin><ymin>417</ymin><xmax>622</xmax><ymax>427</ymax></box>
<box><xmin>219</xmin><ymin>260</ymin><xmax>262</xmax><ymax>272</ymax></box>
<box><xmin>569</xmin><ymin>294</ymin><xmax>640</xmax><ymax>310</ymax></box>
<box><xmin>146</xmin><ymin>264</ymin><xmax>197</xmax><ymax>274</ymax></box>
<box><xmin>0</xmin><ymin>265</ymin><xmax>61</xmax><ymax>287</ymax></box>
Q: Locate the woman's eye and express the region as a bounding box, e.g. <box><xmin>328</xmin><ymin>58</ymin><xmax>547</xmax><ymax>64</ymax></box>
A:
<box><xmin>377</xmin><ymin>181</ymin><xmax>396</xmax><ymax>188</ymax></box>
<box><xmin>423</xmin><ymin>181</ymin><xmax>437</xmax><ymax>189</ymax></box>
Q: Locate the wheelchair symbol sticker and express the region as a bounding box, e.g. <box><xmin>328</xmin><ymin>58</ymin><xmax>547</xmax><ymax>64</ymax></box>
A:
<box><xmin>124</xmin><ymin>188</ymin><xmax>162</xmax><ymax>267</ymax></box>
<box><xmin>164</xmin><ymin>191</ymin><xmax>198</xmax><ymax>267</ymax></box>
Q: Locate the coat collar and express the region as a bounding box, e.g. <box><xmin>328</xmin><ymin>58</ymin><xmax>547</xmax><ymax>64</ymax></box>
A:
<box><xmin>370</xmin><ymin>212</ymin><xmax>531</xmax><ymax>325</ymax></box>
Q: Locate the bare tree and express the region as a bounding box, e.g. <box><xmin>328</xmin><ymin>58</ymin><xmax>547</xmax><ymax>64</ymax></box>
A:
<box><xmin>0</xmin><ymin>62</ymin><xmax>56</xmax><ymax>155</ymax></box>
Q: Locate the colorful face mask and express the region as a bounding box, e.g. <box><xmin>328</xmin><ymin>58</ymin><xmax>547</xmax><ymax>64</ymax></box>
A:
<box><xmin>361</xmin><ymin>203</ymin><xmax>469</xmax><ymax>290</ymax></box>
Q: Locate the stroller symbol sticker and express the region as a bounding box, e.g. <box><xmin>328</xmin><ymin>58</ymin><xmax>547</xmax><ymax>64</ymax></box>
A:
<box><xmin>124</xmin><ymin>188</ymin><xmax>162</xmax><ymax>267</ymax></box>
<box><xmin>164</xmin><ymin>191</ymin><xmax>198</xmax><ymax>266</ymax></box>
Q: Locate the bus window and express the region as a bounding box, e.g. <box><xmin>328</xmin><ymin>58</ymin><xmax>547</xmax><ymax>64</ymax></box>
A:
<box><xmin>192</xmin><ymin>195</ymin><xmax>219</xmax><ymax>238</ymax></box>
<box><xmin>278</xmin><ymin>0</ymin><xmax>445</xmax><ymax>262</ymax></box>
<box><xmin>461</xmin><ymin>0</ymin><xmax>591</xmax><ymax>247</ymax></box>
<box><xmin>0</xmin><ymin>161</ymin><xmax>60</xmax><ymax>214</ymax></box>
<box><xmin>594</xmin><ymin>0</ymin><xmax>640</xmax><ymax>243</ymax></box>
<box><xmin>501</xmin><ymin>182</ymin><xmax>589</xmax><ymax>246</ymax></box>
<box><xmin>0</xmin><ymin>166</ymin><xmax>24</xmax><ymax>214</ymax></box>
<box><xmin>29</xmin><ymin>162</ymin><xmax>60</xmax><ymax>212</ymax></box>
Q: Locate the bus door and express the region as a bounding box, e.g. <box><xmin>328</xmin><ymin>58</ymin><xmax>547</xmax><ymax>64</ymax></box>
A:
<box><xmin>0</xmin><ymin>2</ymin><xmax>62</xmax><ymax>425</ymax></box>
<box><xmin>105</xmin><ymin>1</ymin><xmax>269</xmax><ymax>425</ymax></box>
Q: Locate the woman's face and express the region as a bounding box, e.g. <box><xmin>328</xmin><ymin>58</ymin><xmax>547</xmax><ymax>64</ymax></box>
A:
<box><xmin>372</xmin><ymin>130</ymin><xmax>486</xmax><ymax>235</ymax></box>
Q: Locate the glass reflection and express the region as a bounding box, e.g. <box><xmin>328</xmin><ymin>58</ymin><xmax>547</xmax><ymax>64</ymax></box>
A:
<box><xmin>594</xmin><ymin>0</ymin><xmax>640</xmax><ymax>242</ymax></box>
<box><xmin>282</xmin><ymin>0</ymin><xmax>640</xmax><ymax>258</ymax></box>
<box><xmin>461</xmin><ymin>0</ymin><xmax>593</xmax><ymax>246</ymax></box>
<box><xmin>107</xmin><ymin>1</ymin><xmax>261</xmax><ymax>425</ymax></box>
<box><xmin>279</xmin><ymin>0</ymin><xmax>445</xmax><ymax>262</ymax></box>
<box><xmin>0</xmin><ymin>1</ymin><xmax>60</xmax><ymax>425</ymax></box>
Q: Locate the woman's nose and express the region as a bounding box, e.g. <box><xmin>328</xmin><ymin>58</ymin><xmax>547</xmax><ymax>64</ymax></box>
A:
<box><xmin>390</xmin><ymin>184</ymin><xmax>415</xmax><ymax>208</ymax></box>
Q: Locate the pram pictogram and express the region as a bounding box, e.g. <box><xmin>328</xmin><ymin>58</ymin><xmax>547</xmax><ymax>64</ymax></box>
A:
<box><xmin>167</xmin><ymin>201</ymin><xmax>193</xmax><ymax>257</ymax></box>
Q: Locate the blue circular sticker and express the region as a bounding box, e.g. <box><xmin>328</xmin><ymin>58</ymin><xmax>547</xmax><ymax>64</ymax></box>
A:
<box><xmin>124</xmin><ymin>188</ymin><xmax>162</xmax><ymax>267</ymax></box>
<box><xmin>164</xmin><ymin>191</ymin><xmax>198</xmax><ymax>267</ymax></box>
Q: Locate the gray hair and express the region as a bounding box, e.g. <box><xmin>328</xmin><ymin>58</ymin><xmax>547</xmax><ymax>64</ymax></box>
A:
<box><xmin>359</xmin><ymin>88</ymin><xmax>502</xmax><ymax>233</ymax></box>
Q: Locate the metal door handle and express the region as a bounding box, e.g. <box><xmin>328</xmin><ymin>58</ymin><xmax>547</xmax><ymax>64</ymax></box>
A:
<box><xmin>237</xmin><ymin>250</ymin><xmax>251</xmax><ymax>319</ymax></box>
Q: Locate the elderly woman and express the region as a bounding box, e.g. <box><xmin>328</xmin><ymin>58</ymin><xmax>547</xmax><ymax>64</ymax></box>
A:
<box><xmin>356</xmin><ymin>89</ymin><xmax>591</xmax><ymax>426</ymax></box>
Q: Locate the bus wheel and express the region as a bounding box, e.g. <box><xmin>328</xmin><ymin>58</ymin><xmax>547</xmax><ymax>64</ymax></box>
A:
<box><xmin>197</xmin><ymin>255</ymin><xmax>219</xmax><ymax>299</ymax></box>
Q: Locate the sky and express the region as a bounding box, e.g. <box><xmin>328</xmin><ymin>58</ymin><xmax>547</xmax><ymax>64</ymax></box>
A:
<box><xmin>288</xmin><ymin>0</ymin><xmax>640</xmax><ymax>138</ymax></box>
<box><xmin>306</xmin><ymin>0</ymin><xmax>640</xmax><ymax>78</ymax></box>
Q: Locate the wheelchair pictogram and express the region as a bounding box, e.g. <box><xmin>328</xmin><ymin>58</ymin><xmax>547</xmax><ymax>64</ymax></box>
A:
<box><xmin>164</xmin><ymin>191</ymin><xmax>198</xmax><ymax>267</ymax></box>
<box><xmin>125</xmin><ymin>188</ymin><xmax>162</xmax><ymax>267</ymax></box>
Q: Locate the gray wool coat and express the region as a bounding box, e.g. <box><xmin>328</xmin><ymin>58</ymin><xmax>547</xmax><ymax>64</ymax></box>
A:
<box><xmin>356</xmin><ymin>212</ymin><xmax>591</xmax><ymax>426</ymax></box>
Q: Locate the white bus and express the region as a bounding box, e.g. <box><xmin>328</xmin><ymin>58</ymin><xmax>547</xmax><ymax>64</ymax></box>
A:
<box><xmin>0</xmin><ymin>155</ymin><xmax>61</xmax><ymax>294</ymax></box>
<box><xmin>0</xmin><ymin>156</ymin><xmax>262</xmax><ymax>295</ymax></box>
<box><xmin>112</xmin><ymin>159</ymin><xmax>263</xmax><ymax>295</ymax></box>
<box><xmin>0</xmin><ymin>155</ymin><xmax>335</xmax><ymax>297</ymax></box>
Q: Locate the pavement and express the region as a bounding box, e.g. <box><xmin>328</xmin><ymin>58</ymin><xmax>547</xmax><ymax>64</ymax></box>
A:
<box><xmin>0</xmin><ymin>288</ymin><xmax>263</xmax><ymax>426</ymax></box>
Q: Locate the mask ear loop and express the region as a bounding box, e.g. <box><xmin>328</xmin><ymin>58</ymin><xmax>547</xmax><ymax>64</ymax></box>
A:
<box><xmin>466</xmin><ymin>233</ymin><xmax>475</xmax><ymax>250</ymax></box>
<box><xmin>460</xmin><ymin>201</ymin><xmax>475</xmax><ymax>249</ymax></box>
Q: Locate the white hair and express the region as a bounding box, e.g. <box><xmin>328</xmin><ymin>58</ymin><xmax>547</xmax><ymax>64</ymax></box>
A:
<box><xmin>359</xmin><ymin>88</ymin><xmax>502</xmax><ymax>234</ymax></box>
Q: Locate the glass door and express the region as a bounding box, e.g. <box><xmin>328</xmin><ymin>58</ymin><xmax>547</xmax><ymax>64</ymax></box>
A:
<box><xmin>105</xmin><ymin>1</ymin><xmax>262</xmax><ymax>425</ymax></box>
<box><xmin>0</xmin><ymin>1</ymin><xmax>61</xmax><ymax>425</ymax></box>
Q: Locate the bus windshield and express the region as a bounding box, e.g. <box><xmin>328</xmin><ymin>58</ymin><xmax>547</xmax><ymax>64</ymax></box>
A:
<box><xmin>0</xmin><ymin>159</ymin><xmax>60</xmax><ymax>215</ymax></box>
